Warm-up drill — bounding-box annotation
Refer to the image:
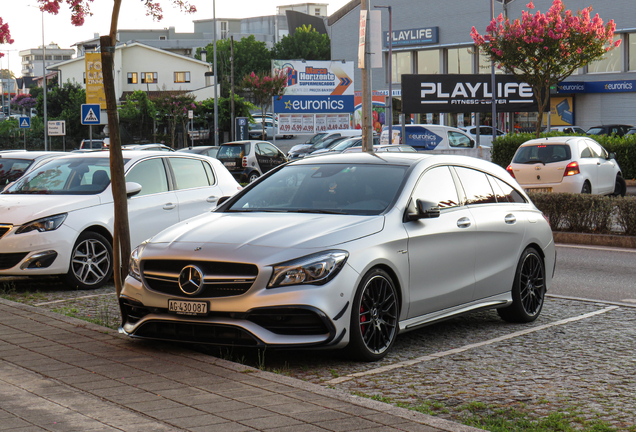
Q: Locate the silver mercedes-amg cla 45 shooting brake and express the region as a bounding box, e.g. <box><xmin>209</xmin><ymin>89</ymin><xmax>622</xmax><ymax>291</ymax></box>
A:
<box><xmin>119</xmin><ymin>152</ymin><xmax>556</xmax><ymax>361</ymax></box>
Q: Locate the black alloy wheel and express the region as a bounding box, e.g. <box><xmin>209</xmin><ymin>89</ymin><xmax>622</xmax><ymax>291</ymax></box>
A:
<box><xmin>498</xmin><ymin>247</ymin><xmax>545</xmax><ymax>323</ymax></box>
<box><xmin>347</xmin><ymin>269</ymin><xmax>399</xmax><ymax>361</ymax></box>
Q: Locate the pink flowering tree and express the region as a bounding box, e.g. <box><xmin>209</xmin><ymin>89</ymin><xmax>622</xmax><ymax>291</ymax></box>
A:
<box><xmin>471</xmin><ymin>0</ymin><xmax>620</xmax><ymax>137</ymax></box>
<box><xmin>241</xmin><ymin>71</ymin><xmax>287</xmax><ymax>139</ymax></box>
<box><xmin>1</xmin><ymin>0</ymin><xmax>196</xmax><ymax>296</ymax></box>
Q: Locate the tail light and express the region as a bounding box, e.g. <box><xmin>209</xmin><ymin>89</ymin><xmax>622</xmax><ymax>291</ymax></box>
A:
<box><xmin>506</xmin><ymin>165</ymin><xmax>515</xmax><ymax>178</ymax></box>
<box><xmin>563</xmin><ymin>161</ymin><xmax>580</xmax><ymax>176</ymax></box>
<box><xmin>542</xmin><ymin>213</ymin><xmax>551</xmax><ymax>227</ymax></box>
<box><xmin>242</xmin><ymin>156</ymin><xmax>247</xmax><ymax>168</ymax></box>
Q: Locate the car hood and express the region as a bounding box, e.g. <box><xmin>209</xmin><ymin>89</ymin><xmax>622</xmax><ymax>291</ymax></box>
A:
<box><xmin>150</xmin><ymin>212</ymin><xmax>384</xmax><ymax>250</ymax></box>
<box><xmin>0</xmin><ymin>194</ymin><xmax>102</xmax><ymax>224</ymax></box>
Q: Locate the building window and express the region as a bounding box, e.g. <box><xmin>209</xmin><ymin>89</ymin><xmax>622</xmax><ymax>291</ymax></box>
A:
<box><xmin>63</xmin><ymin>56</ymin><xmax>71</xmax><ymax>60</ymax></box>
<box><xmin>220</xmin><ymin>21</ymin><xmax>229</xmax><ymax>39</ymax></box>
<box><xmin>159</xmin><ymin>36</ymin><xmax>167</xmax><ymax>40</ymax></box>
<box><xmin>588</xmin><ymin>43</ymin><xmax>621</xmax><ymax>73</ymax></box>
<box><xmin>417</xmin><ymin>49</ymin><xmax>440</xmax><ymax>74</ymax></box>
<box><xmin>315</xmin><ymin>8</ymin><xmax>320</xmax><ymax>16</ymax></box>
<box><xmin>629</xmin><ymin>34</ymin><xmax>636</xmax><ymax>71</ymax></box>
<box><xmin>392</xmin><ymin>51</ymin><xmax>412</xmax><ymax>83</ymax></box>
<box><xmin>447</xmin><ymin>48</ymin><xmax>473</xmax><ymax>74</ymax></box>
<box><xmin>83</xmin><ymin>72</ymin><xmax>86</xmax><ymax>84</ymax></box>
<box><xmin>35</xmin><ymin>55</ymin><xmax>43</xmax><ymax>61</ymax></box>
<box><xmin>174</xmin><ymin>72</ymin><xmax>191</xmax><ymax>83</ymax></box>
<box><xmin>478</xmin><ymin>48</ymin><xmax>504</xmax><ymax>74</ymax></box>
<box><xmin>128</xmin><ymin>72</ymin><xmax>138</xmax><ymax>84</ymax></box>
<box><xmin>54</xmin><ymin>55</ymin><xmax>62</xmax><ymax>60</ymax></box>
<box><xmin>141</xmin><ymin>72</ymin><xmax>158</xmax><ymax>83</ymax></box>
<box><xmin>45</xmin><ymin>55</ymin><xmax>52</xmax><ymax>60</ymax></box>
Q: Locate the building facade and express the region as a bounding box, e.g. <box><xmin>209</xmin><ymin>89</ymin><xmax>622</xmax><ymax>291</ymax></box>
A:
<box><xmin>19</xmin><ymin>44</ymin><xmax>75</xmax><ymax>77</ymax></box>
<box><xmin>328</xmin><ymin>0</ymin><xmax>636</xmax><ymax>131</ymax></box>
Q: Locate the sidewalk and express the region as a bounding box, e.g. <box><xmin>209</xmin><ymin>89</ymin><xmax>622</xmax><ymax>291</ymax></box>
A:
<box><xmin>0</xmin><ymin>298</ymin><xmax>481</xmax><ymax>432</ymax></box>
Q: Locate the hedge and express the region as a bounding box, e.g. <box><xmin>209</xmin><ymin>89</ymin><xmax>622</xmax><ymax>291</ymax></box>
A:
<box><xmin>528</xmin><ymin>192</ymin><xmax>636</xmax><ymax>236</ymax></box>
<box><xmin>491</xmin><ymin>132</ymin><xmax>636</xmax><ymax>180</ymax></box>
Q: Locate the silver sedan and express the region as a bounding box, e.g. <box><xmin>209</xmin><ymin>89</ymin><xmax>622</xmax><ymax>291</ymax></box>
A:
<box><xmin>119</xmin><ymin>153</ymin><xmax>555</xmax><ymax>361</ymax></box>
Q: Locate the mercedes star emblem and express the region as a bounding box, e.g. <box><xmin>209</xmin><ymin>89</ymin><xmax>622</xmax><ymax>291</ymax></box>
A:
<box><xmin>178</xmin><ymin>265</ymin><xmax>204</xmax><ymax>295</ymax></box>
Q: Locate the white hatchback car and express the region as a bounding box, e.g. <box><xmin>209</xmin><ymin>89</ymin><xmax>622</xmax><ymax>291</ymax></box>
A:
<box><xmin>507</xmin><ymin>136</ymin><xmax>625</xmax><ymax>196</ymax></box>
<box><xmin>0</xmin><ymin>151</ymin><xmax>241</xmax><ymax>289</ymax></box>
<box><xmin>119</xmin><ymin>153</ymin><xmax>555</xmax><ymax>361</ymax></box>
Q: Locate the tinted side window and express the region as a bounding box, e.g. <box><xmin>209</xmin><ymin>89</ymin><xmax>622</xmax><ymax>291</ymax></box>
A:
<box><xmin>170</xmin><ymin>158</ymin><xmax>211</xmax><ymax>189</ymax></box>
<box><xmin>126</xmin><ymin>158</ymin><xmax>169</xmax><ymax>197</ymax></box>
<box><xmin>203</xmin><ymin>162</ymin><xmax>216</xmax><ymax>184</ymax></box>
<box><xmin>493</xmin><ymin>177</ymin><xmax>526</xmax><ymax>203</ymax></box>
<box><xmin>412</xmin><ymin>166</ymin><xmax>460</xmax><ymax>209</ymax></box>
<box><xmin>454</xmin><ymin>167</ymin><xmax>496</xmax><ymax>205</ymax></box>
<box><xmin>586</xmin><ymin>139</ymin><xmax>608</xmax><ymax>159</ymax></box>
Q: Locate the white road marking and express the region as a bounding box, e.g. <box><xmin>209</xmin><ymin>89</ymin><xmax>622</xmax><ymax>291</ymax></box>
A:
<box><xmin>556</xmin><ymin>244</ymin><xmax>636</xmax><ymax>253</ymax></box>
<box><xmin>547</xmin><ymin>294</ymin><xmax>636</xmax><ymax>308</ymax></box>
<box><xmin>34</xmin><ymin>293</ymin><xmax>112</xmax><ymax>306</ymax></box>
<box><xmin>326</xmin><ymin>306</ymin><xmax>619</xmax><ymax>385</ymax></box>
<box><xmin>621</xmin><ymin>299</ymin><xmax>636</xmax><ymax>303</ymax></box>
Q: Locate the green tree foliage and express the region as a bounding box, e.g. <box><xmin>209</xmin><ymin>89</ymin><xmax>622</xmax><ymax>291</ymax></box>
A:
<box><xmin>118</xmin><ymin>90</ymin><xmax>157</xmax><ymax>143</ymax></box>
<box><xmin>241</xmin><ymin>71</ymin><xmax>287</xmax><ymax>139</ymax></box>
<box><xmin>152</xmin><ymin>93</ymin><xmax>197</xmax><ymax>148</ymax></box>
<box><xmin>198</xmin><ymin>35</ymin><xmax>271</xmax><ymax>97</ymax></box>
<box><xmin>271</xmin><ymin>25</ymin><xmax>330</xmax><ymax>61</ymax></box>
<box><xmin>472</xmin><ymin>0</ymin><xmax>620</xmax><ymax>137</ymax></box>
<box><xmin>35</xmin><ymin>81</ymin><xmax>87</xmax><ymax>143</ymax></box>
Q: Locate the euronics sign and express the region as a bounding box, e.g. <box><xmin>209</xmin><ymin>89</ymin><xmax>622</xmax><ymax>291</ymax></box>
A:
<box><xmin>274</xmin><ymin>96</ymin><xmax>354</xmax><ymax>114</ymax></box>
<box><xmin>272</xmin><ymin>60</ymin><xmax>354</xmax><ymax>96</ymax></box>
<box><xmin>557</xmin><ymin>80</ymin><xmax>636</xmax><ymax>93</ymax></box>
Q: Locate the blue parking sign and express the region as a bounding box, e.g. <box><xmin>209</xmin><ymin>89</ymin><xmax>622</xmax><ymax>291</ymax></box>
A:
<box><xmin>19</xmin><ymin>117</ymin><xmax>31</xmax><ymax>129</ymax></box>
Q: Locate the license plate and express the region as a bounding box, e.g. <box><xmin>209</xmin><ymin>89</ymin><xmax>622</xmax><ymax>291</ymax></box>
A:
<box><xmin>526</xmin><ymin>187</ymin><xmax>552</xmax><ymax>193</ymax></box>
<box><xmin>168</xmin><ymin>299</ymin><xmax>208</xmax><ymax>316</ymax></box>
<box><xmin>223</xmin><ymin>161</ymin><xmax>236</xmax><ymax>167</ymax></box>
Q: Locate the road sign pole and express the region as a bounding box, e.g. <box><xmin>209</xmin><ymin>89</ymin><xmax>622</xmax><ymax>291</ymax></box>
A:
<box><xmin>90</xmin><ymin>125</ymin><xmax>93</xmax><ymax>147</ymax></box>
<box><xmin>24</xmin><ymin>129</ymin><xmax>26</xmax><ymax>150</ymax></box>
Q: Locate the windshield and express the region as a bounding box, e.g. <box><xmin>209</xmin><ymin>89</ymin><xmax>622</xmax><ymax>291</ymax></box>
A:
<box><xmin>227</xmin><ymin>163</ymin><xmax>407</xmax><ymax>216</ymax></box>
<box><xmin>586</xmin><ymin>127</ymin><xmax>603</xmax><ymax>135</ymax></box>
<box><xmin>4</xmin><ymin>157</ymin><xmax>112</xmax><ymax>195</ymax></box>
<box><xmin>513</xmin><ymin>144</ymin><xmax>572</xmax><ymax>164</ymax></box>
<box><xmin>0</xmin><ymin>158</ymin><xmax>35</xmax><ymax>186</ymax></box>
<box><xmin>333</xmin><ymin>139</ymin><xmax>360</xmax><ymax>151</ymax></box>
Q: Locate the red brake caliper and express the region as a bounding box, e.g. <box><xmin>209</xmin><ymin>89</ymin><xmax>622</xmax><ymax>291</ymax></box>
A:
<box><xmin>360</xmin><ymin>305</ymin><xmax>367</xmax><ymax>335</ymax></box>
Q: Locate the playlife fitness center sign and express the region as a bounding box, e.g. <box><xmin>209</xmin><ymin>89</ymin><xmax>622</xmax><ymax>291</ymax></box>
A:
<box><xmin>273</xmin><ymin>60</ymin><xmax>354</xmax><ymax>135</ymax></box>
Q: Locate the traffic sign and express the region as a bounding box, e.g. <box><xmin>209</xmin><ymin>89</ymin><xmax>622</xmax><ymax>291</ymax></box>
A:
<box><xmin>81</xmin><ymin>104</ymin><xmax>101</xmax><ymax>125</ymax></box>
<box><xmin>48</xmin><ymin>120</ymin><xmax>66</xmax><ymax>136</ymax></box>
<box><xmin>19</xmin><ymin>117</ymin><xmax>31</xmax><ymax>129</ymax></box>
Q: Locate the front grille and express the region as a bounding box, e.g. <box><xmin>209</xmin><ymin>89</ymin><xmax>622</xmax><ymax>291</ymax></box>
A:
<box><xmin>133</xmin><ymin>320</ymin><xmax>260</xmax><ymax>346</ymax></box>
<box><xmin>247</xmin><ymin>307</ymin><xmax>331</xmax><ymax>336</ymax></box>
<box><xmin>0</xmin><ymin>252</ymin><xmax>28</xmax><ymax>270</ymax></box>
<box><xmin>0</xmin><ymin>225</ymin><xmax>12</xmax><ymax>239</ymax></box>
<box><xmin>141</xmin><ymin>260</ymin><xmax>258</xmax><ymax>298</ymax></box>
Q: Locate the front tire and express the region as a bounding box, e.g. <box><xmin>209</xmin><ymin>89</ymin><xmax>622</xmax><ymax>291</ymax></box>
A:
<box><xmin>498</xmin><ymin>247</ymin><xmax>545</xmax><ymax>323</ymax></box>
<box><xmin>64</xmin><ymin>231</ymin><xmax>113</xmax><ymax>290</ymax></box>
<box><xmin>346</xmin><ymin>269</ymin><xmax>399</xmax><ymax>361</ymax></box>
<box><xmin>613</xmin><ymin>176</ymin><xmax>626</xmax><ymax>197</ymax></box>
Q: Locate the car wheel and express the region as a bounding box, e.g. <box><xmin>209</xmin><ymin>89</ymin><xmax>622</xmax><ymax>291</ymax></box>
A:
<box><xmin>346</xmin><ymin>268</ymin><xmax>399</xmax><ymax>361</ymax></box>
<box><xmin>498</xmin><ymin>247</ymin><xmax>545</xmax><ymax>323</ymax></box>
<box><xmin>248</xmin><ymin>172</ymin><xmax>260</xmax><ymax>183</ymax></box>
<box><xmin>64</xmin><ymin>231</ymin><xmax>113</xmax><ymax>290</ymax></box>
<box><xmin>581</xmin><ymin>181</ymin><xmax>592</xmax><ymax>194</ymax></box>
<box><xmin>613</xmin><ymin>176</ymin><xmax>626</xmax><ymax>197</ymax></box>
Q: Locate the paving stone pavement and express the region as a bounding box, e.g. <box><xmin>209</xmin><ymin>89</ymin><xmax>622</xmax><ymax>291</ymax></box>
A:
<box><xmin>0</xmin><ymin>298</ymin><xmax>482</xmax><ymax>432</ymax></box>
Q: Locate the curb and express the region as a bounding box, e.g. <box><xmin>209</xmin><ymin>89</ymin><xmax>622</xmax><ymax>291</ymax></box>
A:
<box><xmin>553</xmin><ymin>232</ymin><xmax>636</xmax><ymax>249</ymax></box>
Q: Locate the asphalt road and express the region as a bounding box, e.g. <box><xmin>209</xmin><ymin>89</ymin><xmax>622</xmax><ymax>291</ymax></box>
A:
<box><xmin>551</xmin><ymin>244</ymin><xmax>636</xmax><ymax>303</ymax></box>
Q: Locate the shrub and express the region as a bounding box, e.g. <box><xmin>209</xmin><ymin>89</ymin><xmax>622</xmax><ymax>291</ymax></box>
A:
<box><xmin>614</xmin><ymin>196</ymin><xmax>636</xmax><ymax>236</ymax></box>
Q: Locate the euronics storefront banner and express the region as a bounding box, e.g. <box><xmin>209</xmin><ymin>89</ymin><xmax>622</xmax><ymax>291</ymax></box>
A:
<box><xmin>278</xmin><ymin>113</ymin><xmax>351</xmax><ymax>134</ymax></box>
<box><xmin>557</xmin><ymin>80</ymin><xmax>636</xmax><ymax>93</ymax></box>
<box><xmin>273</xmin><ymin>60</ymin><xmax>354</xmax><ymax>96</ymax></box>
<box><xmin>273</xmin><ymin>95</ymin><xmax>354</xmax><ymax>114</ymax></box>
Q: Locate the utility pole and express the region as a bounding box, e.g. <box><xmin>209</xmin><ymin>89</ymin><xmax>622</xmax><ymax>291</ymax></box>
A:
<box><xmin>231</xmin><ymin>36</ymin><xmax>235</xmax><ymax>141</ymax></box>
<box><xmin>42</xmin><ymin>12</ymin><xmax>48</xmax><ymax>151</ymax></box>
<box><xmin>213</xmin><ymin>0</ymin><xmax>219</xmax><ymax>146</ymax></box>
<box><xmin>360</xmin><ymin>0</ymin><xmax>372</xmax><ymax>152</ymax></box>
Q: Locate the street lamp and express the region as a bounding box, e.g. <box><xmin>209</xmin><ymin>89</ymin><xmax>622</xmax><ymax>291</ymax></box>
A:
<box><xmin>375</xmin><ymin>5</ymin><xmax>392</xmax><ymax>144</ymax></box>
<box><xmin>41</xmin><ymin>9</ymin><xmax>48</xmax><ymax>150</ymax></box>
<box><xmin>212</xmin><ymin>0</ymin><xmax>219</xmax><ymax>146</ymax></box>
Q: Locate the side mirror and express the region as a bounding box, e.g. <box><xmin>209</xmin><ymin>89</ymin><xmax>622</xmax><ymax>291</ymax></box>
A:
<box><xmin>125</xmin><ymin>181</ymin><xmax>142</xmax><ymax>198</ymax></box>
<box><xmin>217</xmin><ymin>196</ymin><xmax>231</xmax><ymax>206</ymax></box>
<box><xmin>406</xmin><ymin>199</ymin><xmax>440</xmax><ymax>221</ymax></box>
<box><xmin>609</xmin><ymin>152</ymin><xmax>616</xmax><ymax>160</ymax></box>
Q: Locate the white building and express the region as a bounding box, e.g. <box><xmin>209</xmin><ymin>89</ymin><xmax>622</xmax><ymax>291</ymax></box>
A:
<box><xmin>53</xmin><ymin>42</ymin><xmax>216</xmax><ymax>103</ymax></box>
<box><xmin>19</xmin><ymin>44</ymin><xmax>75</xmax><ymax>77</ymax></box>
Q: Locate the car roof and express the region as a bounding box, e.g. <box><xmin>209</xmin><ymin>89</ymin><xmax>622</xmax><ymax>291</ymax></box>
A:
<box><xmin>519</xmin><ymin>136</ymin><xmax>582</xmax><ymax>146</ymax></box>
<box><xmin>0</xmin><ymin>151</ymin><xmax>67</xmax><ymax>160</ymax></box>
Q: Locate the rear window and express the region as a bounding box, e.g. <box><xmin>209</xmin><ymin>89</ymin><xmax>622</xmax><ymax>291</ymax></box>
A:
<box><xmin>218</xmin><ymin>144</ymin><xmax>250</xmax><ymax>159</ymax></box>
<box><xmin>586</xmin><ymin>127</ymin><xmax>603</xmax><ymax>135</ymax></box>
<box><xmin>513</xmin><ymin>144</ymin><xmax>572</xmax><ymax>164</ymax></box>
<box><xmin>81</xmin><ymin>140</ymin><xmax>105</xmax><ymax>149</ymax></box>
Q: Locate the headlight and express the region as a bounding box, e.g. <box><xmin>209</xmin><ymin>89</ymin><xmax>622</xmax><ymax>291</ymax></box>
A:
<box><xmin>15</xmin><ymin>213</ymin><xmax>67</xmax><ymax>235</ymax></box>
<box><xmin>129</xmin><ymin>242</ymin><xmax>148</xmax><ymax>281</ymax></box>
<box><xmin>268</xmin><ymin>250</ymin><xmax>348</xmax><ymax>288</ymax></box>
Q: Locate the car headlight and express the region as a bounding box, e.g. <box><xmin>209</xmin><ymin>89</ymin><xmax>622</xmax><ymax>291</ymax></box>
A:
<box><xmin>129</xmin><ymin>241</ymin><xmax>148</xmax><ymax>281</ymax></box>
<box><xmin>15</xmin><ymin>213</ymin><xmax>67</xmax><ymax>235</ymax></box>
<box><xmin>268</xmin><ymin>250</ymin><xmax>348</xmax><ymax>288</ymax></box>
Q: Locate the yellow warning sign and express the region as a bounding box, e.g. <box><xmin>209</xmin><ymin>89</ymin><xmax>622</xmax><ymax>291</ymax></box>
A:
<box><xmin>85</xmin><ymin>52</ymin><xmax>106</xmax><ymax>109</ymax></box>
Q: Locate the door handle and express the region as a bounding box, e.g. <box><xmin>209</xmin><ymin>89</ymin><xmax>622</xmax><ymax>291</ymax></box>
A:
<box><xmin>504</xmin><ymin>214</ymin><xmax>517</xmax><ymax>224</ymax></box>
<box><xmin>457</xmin><ymin>217</ymin><xmax>471</xmax><ymax>228</ymax></box>
<box><xmin>163</xmin><ymin>203</ymin><xmax>177</xmax><ymax>210</ymax></box>
<box><xmin>206</xmin><ymin>196</ymin><xmax>218</xmax><ymax>203</ymax></box>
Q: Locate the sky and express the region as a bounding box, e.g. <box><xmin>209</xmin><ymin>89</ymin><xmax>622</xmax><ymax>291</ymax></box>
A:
<box><xmin>0</xmin><ymin>0</ymin><xmax>351</xmax><ymax>78</ymax></box>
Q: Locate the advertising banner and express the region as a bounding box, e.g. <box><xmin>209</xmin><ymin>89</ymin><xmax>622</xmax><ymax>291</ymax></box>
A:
<box><xmin>272</xmin><ymin>60</ymin><xmax>354</xmax><ymax>96</ymax></box>
<box><xmin>542</xmin><ymin>96</ymin><xmax>574</xmax><ymax>126</ymax></box>
<box><xmin>557</xmin><ymin>80</ymin><xmax>636</xmax><ymax>94</ymax></box>
<box><xmin>278</xmin><ymin>113</ymin><xmax>351</xmax><ymax>135</ymax></box>
<box><xmin>401</xmin><ymin>74</ymin><xmax>538</xmax><ymax>114</ymax></box>
<box><xmin>274</xmin><ymin>95</ymin><xmax>354</xmax><ymax>114</ymax></box>
<box><xmin>85</xmin><ymin>52</ymin><xmax>106</xmax><ymax>109</ymax></box>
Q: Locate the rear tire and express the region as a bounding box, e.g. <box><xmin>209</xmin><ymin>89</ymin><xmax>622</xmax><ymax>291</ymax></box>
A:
<box><xmin>613</xmin><ymin>176</ymin><xmax>626</xmax><ymax>197</ymax></box>
<box><xmin>64</xmin><ymin>231</ymin><xmax>113</xmax><ymax>290</ymax></box>
<box><xmin>345</xmin><ymin>269</ymin><xmax>399</xmax><ymax>362</ymax></box>
<box><xmin>498</xmin><ymin>247</ymin><xmax>545</xmax><ymax>323</ymax></box>
<box><xmin>581</xmin><ymin>181</ymin><xmax>592</xmax><ymax>194</ymax></box>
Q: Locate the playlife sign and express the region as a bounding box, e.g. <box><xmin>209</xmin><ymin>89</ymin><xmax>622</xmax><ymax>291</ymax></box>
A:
<box><xmin>383</xmin><ymin>27</ymin><xmax>439</xmax><ymax>47</ymax></box>
<box><xmin>402</xmin><ymin>74</ymin><xmax>538</xmax><ymax>113</ymax></box>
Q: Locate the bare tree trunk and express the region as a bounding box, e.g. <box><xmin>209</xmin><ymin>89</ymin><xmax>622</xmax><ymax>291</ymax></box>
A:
<box><xmin>534</xmin><ymin>85</ymin><xmax>550</xmax><ymax>138</ymax></box>
<box><xmin>101</xmin><ymin>0</ymin><xmax>131</xmax><ymax>298</ymax></box>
